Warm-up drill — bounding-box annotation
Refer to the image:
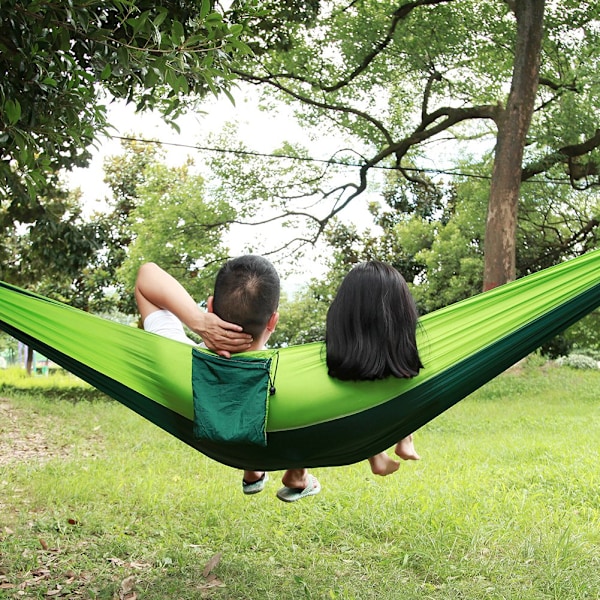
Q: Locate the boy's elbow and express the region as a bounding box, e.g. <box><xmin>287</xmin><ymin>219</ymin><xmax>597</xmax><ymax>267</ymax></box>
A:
<box><xmin>137</xmin><ymin>262</ymin><xmax>159</xmax><ymax>278</ymax></box>
<box><xmin>135</xmin><ymin>262</ymin><xmax>157</xmax><ymax>290</ymax></box>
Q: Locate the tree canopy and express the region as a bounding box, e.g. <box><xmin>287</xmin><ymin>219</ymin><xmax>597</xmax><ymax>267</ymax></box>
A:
<box><xmin>1</xmin><ymin>0</ymin><xmax>599</xmax><ymax>351</ymax></box>
<box><xmin>226</xmin><ymin>0</ymin><xmax>600</xmax><ymax>287</ymax></box>
<box><xmin>0</xmin><ymin>0</ymin><xmax>251</xmax><ymax>209</ymax></box>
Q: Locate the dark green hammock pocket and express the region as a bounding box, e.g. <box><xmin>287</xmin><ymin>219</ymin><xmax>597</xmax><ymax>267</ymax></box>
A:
<box><xmin>192</xmin><ymin>348</ymin><xmax>278</xmax><ymax>447</ymax></box>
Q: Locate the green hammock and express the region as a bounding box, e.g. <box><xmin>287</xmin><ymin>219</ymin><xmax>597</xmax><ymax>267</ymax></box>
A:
<box><xmin>1</xmin><ymin>250</ymin><xmax>599</xmax><ymax>471</ymax></box>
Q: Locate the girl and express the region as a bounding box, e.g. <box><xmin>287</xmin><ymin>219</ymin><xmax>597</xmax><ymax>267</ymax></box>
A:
<box><xmin>326</xmin><ymin>261</ymin><xmax>423</xmax><ymax>475</ymax></box>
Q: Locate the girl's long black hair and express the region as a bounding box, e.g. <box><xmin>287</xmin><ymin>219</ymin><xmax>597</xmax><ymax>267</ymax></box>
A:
<box><xmin>325</xmin><ymin>261</ymin><xmax>423</xmax><ymax>381</ymax></box>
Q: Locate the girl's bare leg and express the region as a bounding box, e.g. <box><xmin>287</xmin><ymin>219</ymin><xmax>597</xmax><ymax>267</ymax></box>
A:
<box><xmin>368</xmin><ymin>452</ymin><xmax>400</xmax><ymax>476</ymax></box>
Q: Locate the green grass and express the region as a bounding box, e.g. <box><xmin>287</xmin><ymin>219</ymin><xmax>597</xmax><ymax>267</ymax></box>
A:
<box><xmin>1</xmin><ymin>360</ymin><xmax>599</xmax><ymax>599</ymax></box>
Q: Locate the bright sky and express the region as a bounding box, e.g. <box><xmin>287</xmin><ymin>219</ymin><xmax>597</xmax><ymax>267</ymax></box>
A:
<box><xmin>69</xmin><ymin>88</ymin><xmax>311</xmax><ymax>212</ymax></box>
<box><xmin>66</xmin><ymin>86</ymin><xmax>349</xmax><ymax>290</ymax></box>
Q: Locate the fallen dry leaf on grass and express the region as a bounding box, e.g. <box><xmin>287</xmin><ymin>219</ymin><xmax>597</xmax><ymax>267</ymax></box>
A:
<box><xmin>116</xmin><ymin>574</ymin><xmax>136</xmax><ymax>600</ymax></box>
<box><xmin>202</xmin><ymin>552</ymin><xmax>222</xmax><ymax>578</ymax></box>
<box><xmin>0</xmin><ymin>580</ymin><xmax>15</xmax><ymax>590</ymax></box>
<box><xmin>29</xmin><ymin>567</ymin><xmax>51</xmax><ymax>579</ymax></box>
<box><xmin>107</xmin><ymin>557</ymin><xmax>151</xmax><ymax>570</ymax></box>
<box><xmin>2</xmin><ymin>526</ymin><xmax>14</xmax><ymax>538</ymax></box>
<box><xmin>46</xmin><ymin>583</ymin><xmax>63</xmax><ymax>596</ymax></box>
<box><xmin>197</xmin><ymin>552</ymin><xmax>225</xmax><ymax>592</ymax></box>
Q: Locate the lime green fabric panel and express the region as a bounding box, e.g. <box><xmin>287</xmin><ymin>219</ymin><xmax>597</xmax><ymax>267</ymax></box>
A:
<box><xmin>1</xmin><ymin>248</ymin><xmax>599</xmax><ymax>436</ymax></box>
<box><xmin>267</xmin><ymin>249</ymin><xmax>600</xmax><ymax>430</ymax></box>
<box><xmin>192</xmin><ymin>348</ymin><xmax>275</xmax><ymax>446</ymax></box>
<box><xmin>0</xmin><ymin>288</ymin><xmax>194</xmax><ymax>418</ymax></box>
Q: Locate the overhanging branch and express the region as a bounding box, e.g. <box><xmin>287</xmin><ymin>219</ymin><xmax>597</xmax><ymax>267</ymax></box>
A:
<box><xmin>521</xmin><ymin>128</ymin><xmax>600</xmax><ymax>181</ymax></box>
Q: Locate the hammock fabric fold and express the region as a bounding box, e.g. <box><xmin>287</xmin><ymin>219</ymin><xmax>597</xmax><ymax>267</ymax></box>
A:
<box><xmin>1</xmin><ymin>249</ymin><xmax>599</xmax><ymax>470</ymax></box>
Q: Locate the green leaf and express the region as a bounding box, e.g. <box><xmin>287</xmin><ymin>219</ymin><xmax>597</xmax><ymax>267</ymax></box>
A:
<box><xmin>166</xmin><ymin>118</ymin><xmax>181</xmax><ymax>134</ymax></box>
<box><xmin>153</xmin><ymin>8</ymin><xmax>168</xmax><ymax>28</ymax></box>
<box><xmin>127</xmin><ymin>10</ymin><xmax>150</xmax><ymax>35</ymax></box>
<box><xmin>229</xmin><ymin>24</ymin><xmax>244</xmax><ymax>37</ymax></box>
<box><xmin>143</xmin><ymin>68</ymin><xmax>159</xmax><ymax>88</ymax></box>
<box><xmin>171</xmin><ymin>20</ymin><xmax>185</xmax><ymax>45</ymax></box>
<box><xmin>100</xmin><ymin>63</ymin><xmax>112</xmax><ymax>80</ymax></box>
<box><xmin>205</xmin><ymin>13</ymin><xmax>223</xmax><ymax>24</ymax></box>
<box><xmin>117</xmin><ymin>46</ymin><xmax>130</xmax><ymax>67</ymax></box>
<box><xmin>200</xmin><ymin>0</ymin><xmax>211</xmax><ymax>20</ymax></box>
<box><xmin>4</xmin><ymin>99</ymin><xmax>22</xmax><ymax>125</ymax></box>
<box><xmin>222</xmin><ymin>87</ymin><xmax>236</xmax><ymax>106</ymax></box>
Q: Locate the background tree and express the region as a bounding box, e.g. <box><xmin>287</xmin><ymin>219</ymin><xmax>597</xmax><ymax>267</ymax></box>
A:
<box><xmin>283</xmin><ymin>156</ymin><xmax>598</xmax><ymax>342</ymax></box>
<box><xmin>204</xmin><ymin>128</ymin><xmax>347</xmax><ymax>261</ymax></box>
<box><xmin>98</xmin><ymin>139</ymin><xmax>166</xmax><ymax>314</ymax></box>
<box><xmin>1</xmin><ymin>136</ymin><xmax>236</xmax><ymax>317</ymax></box>
<box><xmin>0</xmin><ymin>182</ymin><xmax>111</xmax><ymax>371</ymax></box>
<box><xmin>483</xmin><ymin>0</ymin><xmax>545</xmax><ymax>289</ymax></box>
<box><xmin>0</xmin><ymin>184</ymin><xmax>107</xmax><ymax>307</ymax></box>
<box><xmin>342</xmin><ymin>174</ymin><xmax>596</xmax><ymax>307</ymax></box>
<box><xmin>0</xmin><ymin>0</ymin><xmax>251</xmax><ymax>205</ymax></box>
<box><xmin>269</xmin><ymin>289</ymin><xmax>329</xmax><ymax>348</ymax></box>
<box><xmin>226</xmin><ymin>0</ymin><xmax>600</xmax><ymax>288</ymax></box>
<box><xmin>116</xmin><ymin>153</ymin><xmax>235</xmax><ymax>313</ymax></box>
<box><xmin>0</xmin><ymin>0</ymin><xmax>254</xmax><ymax>298</ymax></box>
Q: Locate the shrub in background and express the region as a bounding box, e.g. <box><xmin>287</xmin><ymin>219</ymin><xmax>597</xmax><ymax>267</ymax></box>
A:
<box><xmin>555</xmin><ymin>354</ymin><xmax>599</xmax><ymax>370</ymax></box>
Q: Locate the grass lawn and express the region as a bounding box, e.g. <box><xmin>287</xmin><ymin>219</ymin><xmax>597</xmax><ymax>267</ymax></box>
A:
<box><xmin>0</xmin><ymin>359</ymin><xmax>599</xmax><ymax>599</ymax></box>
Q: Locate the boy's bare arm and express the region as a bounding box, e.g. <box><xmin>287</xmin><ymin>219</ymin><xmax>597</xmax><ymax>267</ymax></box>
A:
<box><xmin>135</xmin><ymin>262</ymin><xmax>252</xmax><ymax>357</ymax></box>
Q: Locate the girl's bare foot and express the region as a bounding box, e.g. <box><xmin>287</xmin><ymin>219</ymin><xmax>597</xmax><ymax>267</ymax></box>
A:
<box><xmin>368</xmin><ymin>453</ymin><xmax>400</xmax><ymax>476</ymax></box>
<box><xmin>395</xmin><ymin>435</ymin><xmax>421</xmax><ymax>461</ymax></box>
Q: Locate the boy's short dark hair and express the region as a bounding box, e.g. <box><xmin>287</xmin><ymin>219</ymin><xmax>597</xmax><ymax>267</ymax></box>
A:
<box><xmin>212</xmin><ymin>255</ymin><xmax>280</xmax><ymax>338</ymax></box>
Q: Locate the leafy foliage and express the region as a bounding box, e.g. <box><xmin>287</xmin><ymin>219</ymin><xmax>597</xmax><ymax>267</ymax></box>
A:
<box><xmin>0</xmin><ymin>0</ymin><xmax>252</xmax><ymax>207</ymax></box>
<box><xmin>555</xmin><ymin>353</ymin><xmax>599</xmax><ymax>369</ymax></box>
<box><xmin>269</xmin><ymin>288</ymin><xmax>329</xmax><ymax>347</ymax></box>
<box><xmin>222</xmin><ymin>0</ymin><xmax>599</xmax><ymax>284</ymax></box>
<box><xmin>0</xmin><ymin>138</ymin><xmax>234</xmax><ymax>316</ymax></box>
<box><xmin>118</xmin><ymin>158</ymin><xmax>235</xmax><ymax>305</ymax></box>
<box><xmin>0</xmin><ymin>185</ymin><xmax>110</xmax><ymax>309</ymax></box>
<box><xmin>277</xmin><ymin>161</ymin><xmax>598</xmax><ymax>342</ymax></box>
<box><xmin>0</xmin><ymin>0</ymin><xmax>256</xmax><ymax>310</ymax></box>
<box><xmin>561</xmin><ymin>310</ymin><xmax>600</xmax><ymax>355</ymax></box>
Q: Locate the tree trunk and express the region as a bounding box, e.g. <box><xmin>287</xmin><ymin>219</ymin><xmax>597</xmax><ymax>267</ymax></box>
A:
<box><xmin>26</xmin><ymin>345</ymin><xmax>34</xmax><ymax>375</ymax></box>
<box><xmin>483</xmin><ymin>0</ymin><xmax>546</xmax><ymax>291</ymax></box>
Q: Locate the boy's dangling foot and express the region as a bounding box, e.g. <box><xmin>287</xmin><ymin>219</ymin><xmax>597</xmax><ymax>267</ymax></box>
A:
<box><xmin>242</xmin><ymin>471</ymin><xmax>268</xmax><ymax>495</ymax></box>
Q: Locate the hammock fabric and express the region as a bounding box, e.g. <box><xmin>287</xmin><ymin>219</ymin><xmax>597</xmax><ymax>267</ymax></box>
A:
<box><xmin>1</xmin><ymin>250</ymin><xmax>599</xmax><ymax>471</ymax></box>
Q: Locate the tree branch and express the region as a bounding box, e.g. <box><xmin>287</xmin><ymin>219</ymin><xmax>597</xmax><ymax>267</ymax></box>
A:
<box><xmin>232</xmin><ymin>68</ymin><xmax>396</xmax><ymax>145</ymax></box>
<box><xmin>422</xmin><ymin>70</ymin><xmax>443</xmax><ymax>122</ymax></box>
<box><xmin>227</xmin><ymin>101</ymin><xmax>502</xmax><ymax>256</ymax></box>
<box><xmin>322</xmin><ymin>0</ymin><xmax>457</xmax><ymax>93</ymax></box>
<box><xmin>538</xmin><ymin>76</ymin><xmax>579</xmax><ymax>93</ymax></box>
<box><xmin>521</xmin><ymin>128</ymin><xmax>600</xmax><ymax>181</ymax></box>
<box><xmin>377</xmin><ymin>103</ymin><xmax>501</xmax><ymax>166</ymax></box>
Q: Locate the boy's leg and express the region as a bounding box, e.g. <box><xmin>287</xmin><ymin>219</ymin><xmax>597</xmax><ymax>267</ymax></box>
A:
<box><xmin>281</xmin><ymin>469</ymin><xmax>310</xmax><ymax>489</ymax></box>
<box><xmin>243</xmin><ymin>470</ymin><xmax>265</xmax><ymax>483</ymax></box>
<box><xmin>276</xmin><ymin>469</ymin><xmax>321</xmax><ymax>502</ymax></box>
<box><xmin>242</xmin><ymin>470</ymin><xmax>267</xmax><ymax>495</ymax></box>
